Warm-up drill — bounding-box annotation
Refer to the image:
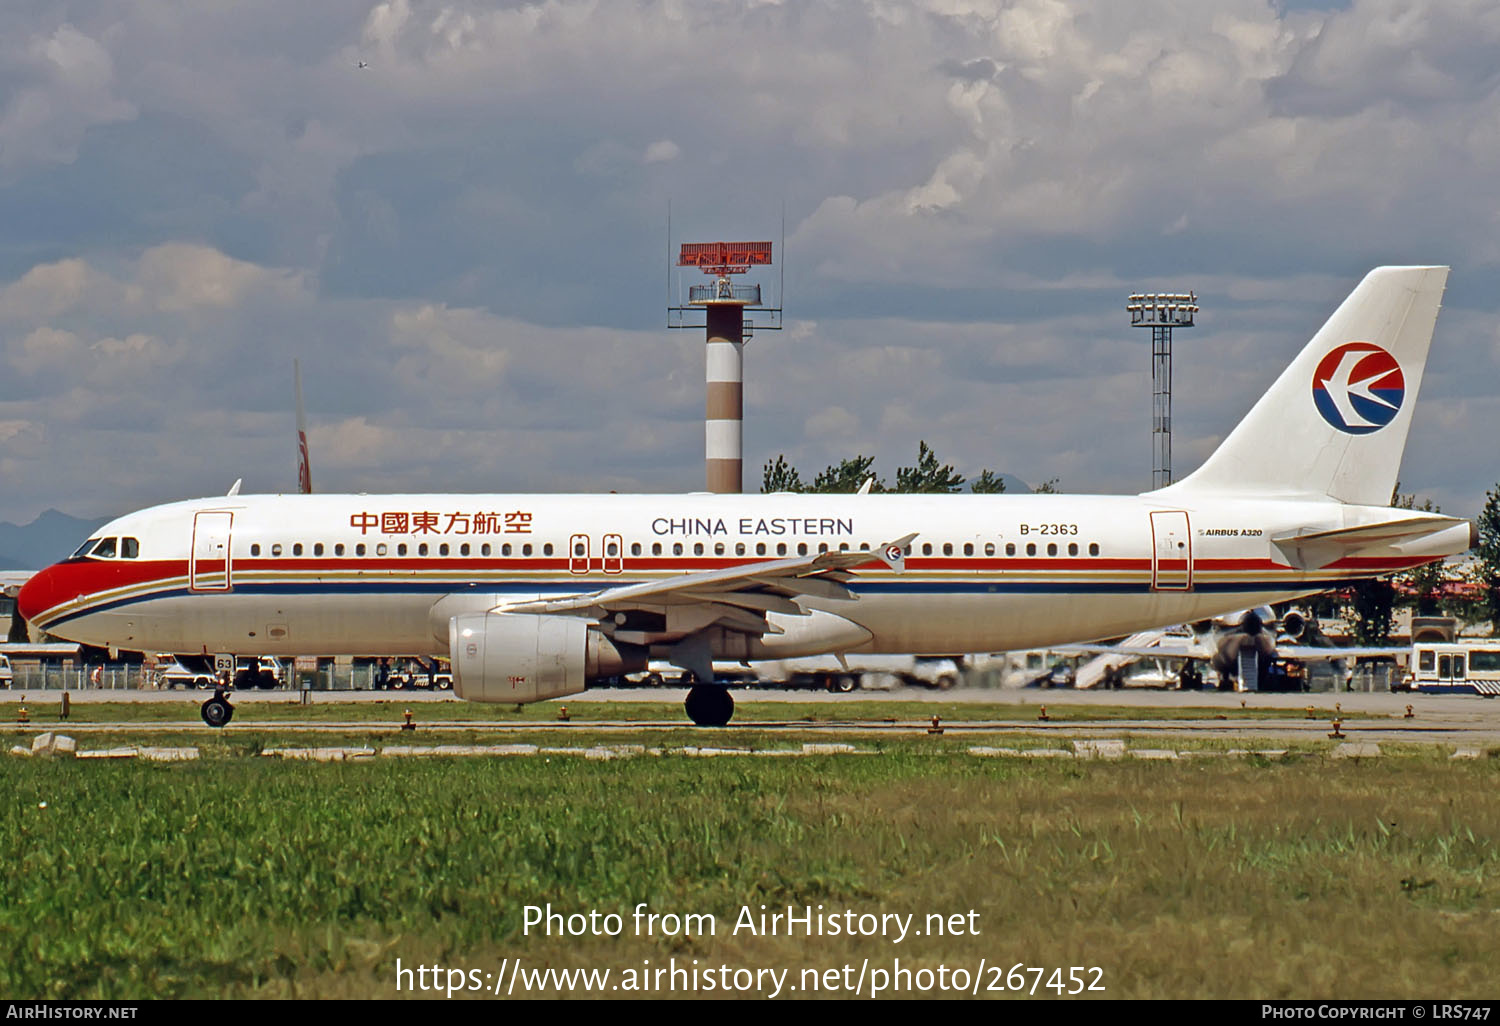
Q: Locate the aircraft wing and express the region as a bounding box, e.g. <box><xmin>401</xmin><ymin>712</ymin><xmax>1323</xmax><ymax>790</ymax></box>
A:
<box><xmin>1276</xmin><ymin>644</ymin><xmax>1407</xmax><ymax>661</ymax></box>
<box><xmin>504</xmin><ymin>533</ymin><xmax>917</xmax><ymax>633</ymax></box>
<box><xmin>1056</xmin><ymin>638</ymin><xmax>1209</xmax><ymax>660</ymax></box>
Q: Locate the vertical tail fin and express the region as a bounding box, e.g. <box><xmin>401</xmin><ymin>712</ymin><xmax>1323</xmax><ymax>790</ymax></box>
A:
<box><xmin>1158</xmin><ymin>265</ymin><xmax>1448</xmax><ymax>506</ymax></box>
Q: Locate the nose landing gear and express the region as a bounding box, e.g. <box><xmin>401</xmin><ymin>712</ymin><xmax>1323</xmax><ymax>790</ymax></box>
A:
<box><xmin>200</xmin><ymin>689</ymin><xmax>234</xmax><ymax>728</ymax></box>
<box><xmin>684</xmin><ymin>685</ymin><xmax>733</xmax><ymax>727</ymax></box>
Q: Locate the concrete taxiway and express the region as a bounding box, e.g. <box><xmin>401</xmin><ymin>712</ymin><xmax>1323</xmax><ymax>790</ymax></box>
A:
<box><xmin>1</xmin><ymin>686</ymin><xmax>1497</xmax><ymax>746</ymax></box>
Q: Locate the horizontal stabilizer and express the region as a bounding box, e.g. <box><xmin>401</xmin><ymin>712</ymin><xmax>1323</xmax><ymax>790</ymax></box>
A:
<box><xmin>1272</xmin><ymin>514</ymin><xmax>1472</xmax><ymax>570</ymax></box>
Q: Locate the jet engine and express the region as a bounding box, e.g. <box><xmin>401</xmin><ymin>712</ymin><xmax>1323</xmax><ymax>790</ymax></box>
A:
<box><xmin>448</xmin><ymin>612</ymin><xmax>645</xmax><ymax>703</ymax></box>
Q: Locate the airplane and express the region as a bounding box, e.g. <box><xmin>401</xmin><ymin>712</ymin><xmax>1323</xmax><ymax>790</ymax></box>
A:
<box><xmin>15</xmin><ymin>266</ymin><xmax>1475</xmax><ymax>728</ymax></box>
<box><xmin>356</xmin><ymin>60</ymin><xmax>369</xmax><ymax>69</ymax></box>
<box><xmin>1068</xmin><ymin>607</ymin><xmax>1404</xmax><ymax>690</ymax></box>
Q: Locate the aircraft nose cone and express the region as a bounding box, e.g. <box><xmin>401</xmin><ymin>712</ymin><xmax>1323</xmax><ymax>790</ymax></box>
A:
<box><xmin>16</xmin><ymin>566</ymin><xmax>59</xmax><ymax>625</ymax></box>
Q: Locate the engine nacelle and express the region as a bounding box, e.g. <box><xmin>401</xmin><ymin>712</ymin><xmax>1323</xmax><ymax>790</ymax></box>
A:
<box><xmin>449</xmin><ymin>612</ymin><xmax>644</xmax><ymax>703</ymax></box>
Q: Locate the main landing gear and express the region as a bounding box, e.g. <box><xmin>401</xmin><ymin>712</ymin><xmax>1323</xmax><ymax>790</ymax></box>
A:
<box><xmin>684</xmin><ymin>685</ymin><xmax>734</xmax><ymax>727</ymax></box>
<box><xmin>200</xmin><ymin>689</ymin><xmax>234</xmax><ymax>728</ymax></box>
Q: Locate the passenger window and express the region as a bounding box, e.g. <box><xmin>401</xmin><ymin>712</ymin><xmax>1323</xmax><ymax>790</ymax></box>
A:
<box><xmin>777</xmin><ymin>543</ymin><xmax>788</xmax><ymax>556</ymax></box>
<box><xmin>735</xmin><ymin>543</ymin><xmax>746</xmax><ymax>556</ymax></box>
<box><xmin>397</xmin><ymin>543</ymin><xmax>407</xmax><ymax>556</ymax></box>
<box><xmin>460</xmin><ymin>543</ymin><xmax>470</xmax><ymax>556</ymax></box>
<box><xmin>756</xmin><ymin>543</ymin><xmax>766</xmax><ymax>555</ymax></box>
<box><xmin>543</xmin><ymin>543</ymin><xmax>553</xmax><ymax>556</ymax></box>
<box><xmin>439</xmin><ymin>543</ymin><xmax>449</xmax><ymax>556</ymax></box>
<box><xmin>1047</xmin><ymin>543</ymin><xmax>1057</xmax><ymax>556</ymax></box>
<box><xmin>356</xmin><ymin>543</ymin><xmax>366</xmax><ymax>556</ymax></box>
<box><xmin>481</xmin><ymin>543</ymin><xmax>491</xmax><ymax>556</ymax></box>
<box><xmin>419</xmin><ymin>543</ymin><xmax>429</xmax><ymax>556</ymax></box>
<box><xmin>523</xmin><ymin>544</ymin><xmax>533</xmax><ymax>556</ymax></box>
<box><xmin>631</xmin><ymin>542</ymin><xmax>641</xmax><ymax>556</ymax></box>
<box><xmin>122</xmin><ymin>537</ymin><xmax>140</xmax><ymax>559</ymax></box>
<box><xmin>335</xmin><ymin>544</ymin><xmax>345</xmax><ymax>556</ymax></box>
<box><xmin>798</xmin><ymin>543</ymin><xmax>808</xmax><ymax>556</ymax></box>
<box><xmin>839</xmin><ymin>543</ymin><xmax>849</xmax><ymax>552</ymax></box>
<box><xmin>859</xmin><ymin>543</ymin><xmax>870</xmax><ymax>551</ymax></box>
<box><xmin>1068</xmin><ymin>542</ymin><xmax>1078</xmax><ymax>556</ymax></box>
<box><xmin>1026</xmin><ymin>543</ymin><xmax>1036</xmax><ymax>556</ymax></box>
<box><xmin>314</xmin><ymin>543</ymin><xmax>324</xmax><ymax>556</ymax></box>
<box><xmin>1089</xmin><ymin>543</ymin><xmax>1100</xmax><ymax>556</ymax></box>
<box><xmin>818</xmin><ymin>543</ymin><xmax>828</xmax><ymax>553</ymax></box>
<box><xmin>963</xmin><ymin>543</ymin><xmax>973</xmax><ymax>556</ymax></box>
<box><xmin>652</xmin><ymin>543</ymin><xmax>662</xmax><ymax>556</ymax></box>
<box><xmin>376</xmin><ymin>543</ymin><xmax>388</xmax><ymax>556</ymax></box>
<box><xmin>673</xmin><ymin>542</ymin><xmax>683</xmax><ymax>556</ymax></box>
<box><xmin>271</xmin><ymin>544</ymin><xmax>283</xmax><ymax>557</ymax></box>
<box><xmin>984</xmin><ymin>542</ymin><xmax>995</xmax><ymax>556</ymax></box>
<box><xmin>694</xmin><ymin>542</ymin><xmax>704</xmax><ymax>556</ymax></box>
<box><xmin>574</xmin><ymin>542</ymin><xmax>585</xmax><ymax>556</ymax></box>
<box><xmin>501</xmin><ymin>543</ymin><xmax>512</xmax><ymax>556</ymax></box>
<box><xmin>293</xmin><ymin>543</ymin><xmax>303</xmax><ymax>556</ymax></box>
<box><xmin>607</xmin><ymin>541</ymin><xmax>619</xmax><ymax>557</ymax></box>
<box><xmin>1006</xmin><ymin>543</ymin><xmax>1016</xmax><ymax>556</ymax></box>
<box><xmin>943</xmin><ymin>543</ymin><xmax>953</xmax><ymax>556</ymax></box>
<box><xmin>922</xmin><ymin>543</ymin><xmax>933</xmax><ymax>556</ymax></box>
<box><xmin>714</xmin><ymin>542</ymin><xmax>724</xmax><ymax>556</ymax></box>
<box><xmin>1418</xmin><ymin>650</ymin><xmax>1435</xmax><ymax>672</ymax></box>
<box><xmin>249</xmin><ymin>543</ymin><xmax>260</xmax><ymax>557</ymax></box>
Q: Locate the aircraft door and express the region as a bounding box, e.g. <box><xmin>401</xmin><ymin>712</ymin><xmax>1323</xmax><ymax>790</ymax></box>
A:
<box><xmin>190</xmin><ymin>511</ymin><xmax>233</xmax><ymax>591</ymax></box>
<box><xmin>568</xmin><ymin>534</ymin><xmax>590</xmax><ymax>575</ymax></box>
<box><xmin>1150</xmin><ymin>510</ymin><xmax>1193</xmax><ymax>591</ymax></box>
<box><xmin>603</xmin><ymin>534</ymin><xmax>624</xmax><ymax>574</ymax></box>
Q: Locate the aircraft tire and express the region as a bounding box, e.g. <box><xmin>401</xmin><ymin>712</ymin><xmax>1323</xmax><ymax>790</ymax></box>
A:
<box><xmin>201</xmin><ymin>696</ymin><xmax>234</xmax><ymax>728</ymax></box>
<box><xmin>833</xmin><ymin>674</ymin><xmax>858</xmax><ymax>693</ymax></box>
<box><xmin>684</xmin><ymin>685</ymin><xmax>733</xmax><ymax>727</ymax></box>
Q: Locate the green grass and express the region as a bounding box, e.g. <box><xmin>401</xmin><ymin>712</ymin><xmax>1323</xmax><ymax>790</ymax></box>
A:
<box><xmin>2</xmin><ymin>754</ymin><xmax>1498</xmax><ymax>998</ymax></box>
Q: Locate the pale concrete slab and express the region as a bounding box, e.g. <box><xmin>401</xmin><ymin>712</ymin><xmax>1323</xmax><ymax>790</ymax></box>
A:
<box><xmin>1331</xmin><ymin>742</ymin><xmax>1383</xmax><ymax>759</ymax></box>
<box><xmin>1073</xmin><ymin>739</ymin><xmax>1126</xmax><ymax>760</ymax></box>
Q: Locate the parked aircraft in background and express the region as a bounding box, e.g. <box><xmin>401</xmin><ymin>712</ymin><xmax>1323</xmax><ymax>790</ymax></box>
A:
<box><xmin>17</xmin><ymin>267</ymin><xmax>1473</xmax><ymax>726</ymax></box>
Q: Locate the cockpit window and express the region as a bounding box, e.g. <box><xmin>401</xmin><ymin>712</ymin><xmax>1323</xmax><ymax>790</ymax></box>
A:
<box><xmin>91</xmin><ymin>537</ymin><xmax>118</xmax><ymax>559</ymax></box>
<box><xmin>121</xmin><ymin>537</ymin><xmax>140</xmax><ymax>559</ymax></box>
<box><xmin>72</xmin><ymin>538</ymin><xmax>101</xmax><ymax>558</ymax></box>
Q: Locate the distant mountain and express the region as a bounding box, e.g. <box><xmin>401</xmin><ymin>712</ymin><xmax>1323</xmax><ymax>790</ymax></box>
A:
<box><xmin>0</xmin><ymin>510</ymin><xmax>114</xmax><ymax>570</ymax></box>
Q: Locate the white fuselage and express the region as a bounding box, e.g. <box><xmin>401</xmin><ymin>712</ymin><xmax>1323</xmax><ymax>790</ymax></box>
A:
<box><xmin>19</xmin><ymin>491</ymin><xmax>1446</xmax><ymax>664</ymax></box>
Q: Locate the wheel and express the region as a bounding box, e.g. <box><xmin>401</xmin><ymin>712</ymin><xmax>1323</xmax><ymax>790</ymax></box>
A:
<box><xmin>257</xmin><ymin>671</ymin><xmax>277</xmax><ymax>690</ymax></box>
<box><xmin>642</xmin><ymin>672</ymin><xmax>664</xmax><ymax>688</ymax></box>
<box><xmin>392</xmin><ymin>676</ymin><xmax>406</xmax><ymax>690</ymax></box>
<box><xmin>833</xmin><ymin>674</ymin><xmax>858</xmax><ymax>693</ymax></box>
<box><xmin>934</xmin><ymin>674</ymin><xmax>957</xmax><ymax>691</ymax></box>
<box><xmin>684</xmin><ymin>685</ymin><xmax>734</xmax><ymax>727</ymax></box>
<box><xmin>200</xmin><ymin>696</ymin><xmax>234</xmax><ymax>728</ymax></box>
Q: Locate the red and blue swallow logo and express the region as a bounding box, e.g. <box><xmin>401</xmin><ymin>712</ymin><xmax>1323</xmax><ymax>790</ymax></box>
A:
<box><xmin>1312</xmin><ymin>342</ymin><xmax>1405</xmax><ymax>435</ymax></box>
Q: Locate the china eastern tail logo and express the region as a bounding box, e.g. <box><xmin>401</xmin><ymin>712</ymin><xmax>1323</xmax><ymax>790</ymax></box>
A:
<box><xmin>1312</xmin><ymin>342</ymin><xmax>1405</xmax><ymax>434</ymax></box>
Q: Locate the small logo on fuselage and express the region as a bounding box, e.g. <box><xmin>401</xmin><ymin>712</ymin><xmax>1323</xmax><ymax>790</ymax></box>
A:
<box><xmin>1312</xmin><ymin>342</ymin><xmax>1404</xmax><ymax>434</ymax></box>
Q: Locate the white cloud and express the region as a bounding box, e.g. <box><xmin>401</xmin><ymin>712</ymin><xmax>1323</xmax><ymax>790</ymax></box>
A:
<box><xmin>0</xmin><ymin>24</ymin><xmax>136</xmax><ymax>173</ymax></box>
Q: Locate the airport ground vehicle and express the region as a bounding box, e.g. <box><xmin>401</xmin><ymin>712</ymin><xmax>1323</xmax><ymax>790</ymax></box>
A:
<box><xmin>1400</xmin><ymin>642</ymin><xmax>1500</xmax><ymax>696</ymax></box>
<box><xmin>153</xmin><ymin>656</ymin><xmax>216</xmax><ymax>689</ymax></box>
<box><xmin>750</xmin><ymin>655</ymin><xmax>960</xmax><ymax>692</ymax></box>
<box><xmin>0</xmin><ymin>654</ymin><xmax>10</xmax><ymax>689</ymax></box>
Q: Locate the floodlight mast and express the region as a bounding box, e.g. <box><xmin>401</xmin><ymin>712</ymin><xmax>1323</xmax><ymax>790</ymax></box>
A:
<box><xmin>667</xmin><ymin>240</ymin><xmax>783</xmax><ymax>494</ymax></box>
<box><xmin>1126</xmin><ymin>291</ymin><xmax>1198</xmax><ymax>490</ymax></box>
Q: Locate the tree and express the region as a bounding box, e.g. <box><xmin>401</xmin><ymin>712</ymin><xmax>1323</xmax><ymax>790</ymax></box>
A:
<box><xmin>1391</xmin><ymin>485</ymin><xmax>1449</xmax><ymax>616</ymax></box>
<box><xmin>970</xmin><ymin>469</ymin><xmax>1007</xmax><ymax>494</ymax></box>
<box><xmin>1475</xmin><ymin>485</ymin><xmax>1500</xmax><ymax>633</ymax></box>
<box><xmin>894</xmin><ymin>441</ymin><xmax>965</xmax><ymax>493</ymax></box>
<box><xmin>811</xmin><ymin>456</ymin><xmax>884</xmax><ymax>494</ymax></box>
<box><xmin>7</xmin><ymin>613</ymin><xmax>28</xmax><ymax>644</ymax></box>
<box><xmin>1347</xmin><ymin>577</ymin><xmax>1396</xmax><ymax>646</ymax></box>
<box><xmin>1032</xmin><ymin>478</ymin><xmax>1061</xmax><ymax>494</ymax></box>
<box><xmin>761</xmin><ymin>455</ymin><xmax>805</xmax><ymax>493</ymax></box>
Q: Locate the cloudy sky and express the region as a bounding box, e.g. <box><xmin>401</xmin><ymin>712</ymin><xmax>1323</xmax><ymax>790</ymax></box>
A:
<box><xmin>0</xmin><ymin>0</ymin><xmax>1497</xmax><ymax>526</ymax></box>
